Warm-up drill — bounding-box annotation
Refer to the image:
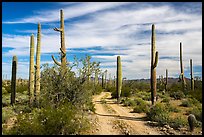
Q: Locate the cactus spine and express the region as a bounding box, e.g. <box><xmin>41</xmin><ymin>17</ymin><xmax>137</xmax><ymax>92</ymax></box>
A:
<box><xmin>150</xmin><ymin>24</ymin><xmax>158</xmax><ymax>105</ymax></box>
<box><xmin>179</xmin><ymin>42</ymin><xmax>187</xmax><ymax>93</ymax></box>
<box><xmin>29</xmin><ymin>34</ymin><xmax>35</xmax><ymax>106</ymax></box>
<box><xmin>116</xmin><ymin>56</ymin><xmax>122</xmax><ymax>103</ymax></box>
<box><xmin>52</xmin><ymin>9</ymin><xmax>67</xmax><ymax>69</ymax></box>
<box><xmin>165</xmin><ymin>69</ymin><xmax>168</xmax><ymax>91</ymax></box>
<box><xmin>34</xmin><ymin>23</ymin><xmax>41</xmax><ymax>104</ymax></box>
<box><xmin>190</xmin><ymin>59</ymin><xmax>194</xmax><ymax>91</ymax></box>
<box><xmin>11</xmin><ymin>56</ymin><xmax>17</xmax><ymax>105</ymax></box>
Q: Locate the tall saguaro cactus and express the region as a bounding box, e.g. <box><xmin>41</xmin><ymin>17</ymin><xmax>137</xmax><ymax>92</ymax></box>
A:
<box><xmin>165</xmin><ymin>69</ymin><xmax>168</xmax><ymax>91</ymax></box>
<box><xmin>102</xmin><ymin>73</ymin><xmax>104</xmax><ymax>88</ymax></box>
<box><xmin>190</xmin><ymin>59</ymin><xmax>194</xmax><ymax>91</ymax></box>
<box><xmin>104</xmin><ymin>70</ymin><xmax>107</xmax><ymax>88</ymax></box>
<box><xmin>29</xmin><ymin>34</ymin><xmax>35</xmax><ymax>105</ymax></box>
<box><xmin>116</xmin><ymin>56</ymin><xmax>122</xmax><ymax>103</ymax></box>
<box><xmin>150</xmin><ymin>24</ymin><xmax>159</xmax><ymax>105</ymax></box>
<box><xmin>179</xmin><ymin>42</ymin><xmax>187</xmax><ymax>93</ymax></box>
<box><xmin>52</xmin><ymin>9</ymin><xmax>67</xmax><ymax>69</ymax></box>
<box><xmin>34</xmin><ymin>23</ymin><xmax>41</xmax><ymax>104</ymax></box>
<box><xmin>11</xmin><ymin>56</ymin><xmax>17</xmax><ymax>105</ymax></box>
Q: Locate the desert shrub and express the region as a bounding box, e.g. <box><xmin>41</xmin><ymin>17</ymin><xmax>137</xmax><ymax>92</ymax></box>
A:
<box><xmin>121</xmin><ymin>98</ymin><xmax>135</xmax><ymax>107</ymax></box>
<box><xmin>188</xmin><ymin>81</ymin><xmax>202</xmax><ymax>103</ymax></box>
<box><xmin>106</xmin><ymin>86</ymin><xmax>116</xmax><ymax>93</ymax></box>
<box><xmin>2</xmin><ymin>106</ymin><xmax>16</xmax><ymax>124</ymax></box>
<box><xmin>15</xmin><ymin>92</ymin><xmax>29</xmax><ymax>105</ymax></box>
<box><xmin>132</xmin><ymin>98</ymin><xmax>149</xmax><ymax>113</ymax></box>
<box><xmin>2</xmin><ymin>87</ymin><xmax>8</xmax><ymax>94</ymax></box>
<box><xmin>169</xmin><ymin>90</ymin><xmax>185</xmax><ymax>100</ymax></box>
<box><xmin>111</xmin><ymin>88</ymin><xmax>117</xmax><ymax>99</ymax></box>
<box><xmin>121</xmin><ymin>86</ymin><xmax>132</xmax><ymax>97</ymax></box>
<box><xmin>4</xmin><ymin>103</ymin><xmax>89</xmax><ymax>135</ymax></box>
<box><xmin>157</xmin><ymin>92</ymin><xmax>167</xmax><ymax>99</ymax></box>
<box><xmin>169</xmin><ymin>116</ymin><xmax>188</xmax><ymax>130</ymax></box>
<box><xmin>2</xmin><ymin>94</ymin><xmax>10</xmax><ymax>107</ymax></box>
<box><xmin>161</xmin><ymin>96</ymin><xmax>170</xmax><ymax>103</ymax></box>
<box><xmin>16</xmin><ymin>83</ymin><xmax>28</xmax><ymax>94</ymax></box>
<box><xmin>40</xmin><ymin>65</ymin><xmax>93</xmax><ymax>112</ymax></box>
<box><xmin>146</xmin><ymin>103</ymin><xmax>170</xmax><ymax>126</ymax></box>
<box><xmin>140</xmin><ymin>92</ymin><xmax>151</xmax><ymax>101</ymax></box>
<box><xmin>180</xmin><ymin>100</ymin><xmax>193</xmax><ymax>107</ymax></box>
<box><xmin>166</xmin><ymin>103</ymin><xmax>180</xmax><ymax>113</ymax></box>
<box><xmin>188</xmin><ymin>105</ymin><xmax>202</xmax><ymax>122</ymax></box>
<box><xmin>180</xmin><ymin>98</ymin><xmax>200</xmax><ymax>107</ymax></box>
<box><xmin>93</xmin><ymin>84</ymin><xmax>103</xmax><ymax>95</ymax></box>
<box><xmin>3</xmin><ymin>83</ymin><xmax>11</xmax><ymax>93</ymax></box>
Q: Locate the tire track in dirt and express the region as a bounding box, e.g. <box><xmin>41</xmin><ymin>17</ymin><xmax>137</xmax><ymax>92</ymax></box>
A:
<box><xmin>92</xmin><ymin>92</ymin><xmax>122</xmax><ymax>135</ymax></box>
<box><xmin>92</xmin><ymin>92</ymin><xmax>162</xmax><ymax>135</ymax></box>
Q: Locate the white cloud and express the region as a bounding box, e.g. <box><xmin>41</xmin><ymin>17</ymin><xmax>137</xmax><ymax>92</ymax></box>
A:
<box><xmin>2</xmin><ymin>2</ymin><xmax>202</xmax><ymax>79</ymax></box>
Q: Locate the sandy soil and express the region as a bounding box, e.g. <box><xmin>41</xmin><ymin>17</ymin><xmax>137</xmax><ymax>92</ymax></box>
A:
<box><xmin>91</xmin><ymin>92</ymin><xmax>162</xmax><ymax>135</ymax></box>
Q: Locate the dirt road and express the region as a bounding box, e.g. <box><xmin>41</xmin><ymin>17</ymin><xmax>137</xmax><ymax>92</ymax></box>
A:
<box><xmin>91</xmin><ymin>92</ymin><xmax>162</xmax><ymax>135</ymax></box>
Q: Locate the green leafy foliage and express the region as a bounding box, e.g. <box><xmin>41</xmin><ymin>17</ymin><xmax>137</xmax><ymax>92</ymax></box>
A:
<box><xmin>4</xmin><ymin>103</ymin><xmax>88</xmax><ymax>135</ymax></box>
<box><xmin>169</xmin><ymin>116</ymin><xmax>188</xmax><ymax>129</ymax></box>
<box><xmin>146</xmin><ymin>103</ymin><xmax>170</xmax><ymax>126</ymax></box>
<box><xmin>169</xmin><ymin>90</ymin><xmax>185</xmax><ymax>100</ymax></box>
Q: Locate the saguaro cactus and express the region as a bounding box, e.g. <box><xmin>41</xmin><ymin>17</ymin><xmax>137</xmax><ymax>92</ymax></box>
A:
<box><xmin>52</xmin><ymin>9</ymin><xmax>67</xmax><ymax>69</ymax></box>
<box><xmin>102</xmin><ymin>73</ymin><xmax>104</xmax><ymax>88</ymax></box>
<box><xmin>116</xmin><ymin>56</ymin><xmax>122</xmax><ymax>103</ymax></box>
<box><xmin>150</xmin><ymin>24</ymin><xmax>158</xmax><ymax>105</ymax></box>
<box><xmin>165</xmin><ymin>69</ymin><xmax>168</xmax><ymax>91</ymax></box>
<box><xmin>29</xmin><ymin>34</ymin><xmax>35</xmax><ymax>105</ymax></box>
<box><xmin>104</xmin><ymin>70</ymin><xmax>107</xmax><ymax>88</ymax></box>
<box><xmin>179</xmin><ymin>42</ymin><xmax>187</xmax><ymax>93</ymax></box>
<box><xmin>11</xmin><ymin>56</ymin><xmax>17</xmax><ymax>105</ymax></box>
<box><xmin>34</xmin><ymin>23</ymin><xmax>41</xmax><ymax>104</ymax></box>
<box><xmin>190</xmin><ymin>59</ymin><xmax>194</xmax><ymax>91</ymax></box>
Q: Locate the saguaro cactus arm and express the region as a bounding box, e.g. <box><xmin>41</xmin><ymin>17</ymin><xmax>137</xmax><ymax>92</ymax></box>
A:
<box><xmin>51</xmin><ymin>55</ymin><xmax>61</xmax><ymax>66</ymax></box>
<box><xmin>60</xmin><ymin>48</ymin><xmax>66</xmax><ymax>56</ymax></box>
<box><xmin>53</xmin><ymin>27</ymin><xmax>62</xmax><ymax>32</ymax></box>
<box><xmin>153</xmin><ymin>51</ymin><xmax>158</xmax><ymax>68</ymax></box>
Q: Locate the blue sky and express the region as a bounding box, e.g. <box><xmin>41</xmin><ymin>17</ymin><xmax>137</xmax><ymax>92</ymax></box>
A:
<box><xmin>2</xmin><ymin>2</ymin><xmax>202</xmax><ymax>80</ymax></box>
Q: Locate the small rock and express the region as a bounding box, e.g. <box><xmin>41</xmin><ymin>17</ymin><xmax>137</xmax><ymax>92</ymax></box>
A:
<box><xmin>164</xmin><ymin>124</ymin><xmax>170</xmax><ymax>129</ymax></box>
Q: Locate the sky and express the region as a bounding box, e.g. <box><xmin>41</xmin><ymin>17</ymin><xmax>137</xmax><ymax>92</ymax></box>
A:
<box><xmin>2</xmin><ymin>2</ymin><xmax>202</xmax><ymax>80</ymax></box>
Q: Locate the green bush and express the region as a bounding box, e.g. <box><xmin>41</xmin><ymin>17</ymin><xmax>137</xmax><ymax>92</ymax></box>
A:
<box><xmin>121</xmin><ymin>98</ymin><xmax>135</xmax><ymax>107</ymax></box>
<box><xmin>161</xmin><ymin>96</ymin><xmax>170</xmax><ymax>103</ymax></box>
<box><xmin>2</xmin><ymin>94</ymin><xmax>10</xmax><ymax>107</ymax></box>
<box><xmin>132</xmin><ymin>98</ymin><xmax>149</xmax><ymax>113</ymax></box>
<box><xmin>169</xmin><ymin>116</ymin><xmax>188</xmax><ymax>130</ymax></box>
<box><xmin>4</xmin><ymin>103</ymin><xmax>89</xmax><ymax>135</ymax></box>
<box><xmin>2</xmin><ymin>106</ymin><xmax>16</xmax><ymax>124</ymax></box>
<box><xmin>111</xmin><ymin>88</ymin><xmax>117</xmax><ymax>99</ymax></box>
<box><xmin>188</xmin><ymin>105</ymin><xmax>202</xmax><ymax>122</ymax></box>
<box><xmin>16</xmin><ymin>83</ymin><xmax>28</xmax><ymax>94</ymax></box>
<box><xmin>146</xmin><ymin>103</ymin><xmax>170</xmax><ymax>126</ymax></box>
<box><xmin>2</xmin><ymin>87</ymin><xmax>8</xmax><ymax>94</ymax></box>
<box><xmin>106</xmin><ymin>86</ymin><xmax>116</xmax><ymax>93</ymax></box>
<box><xmin>180</xmin><ymin>100</ymin><xmax>193</xmax><ymax>107</ymax></box>
<box><xmin>121</xmin><ymin>86</ymin><xmax>132</xmax><ymax>97</ymax></box>
<box><xmin>166</xmin><ymin>103</ymin><xmax>180</xmax><ymax>113</ymax></box>
<box><xmin>169</xmin><ymin>90</ymin><xmax>185</xmax><ymax>100</ymax></box>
